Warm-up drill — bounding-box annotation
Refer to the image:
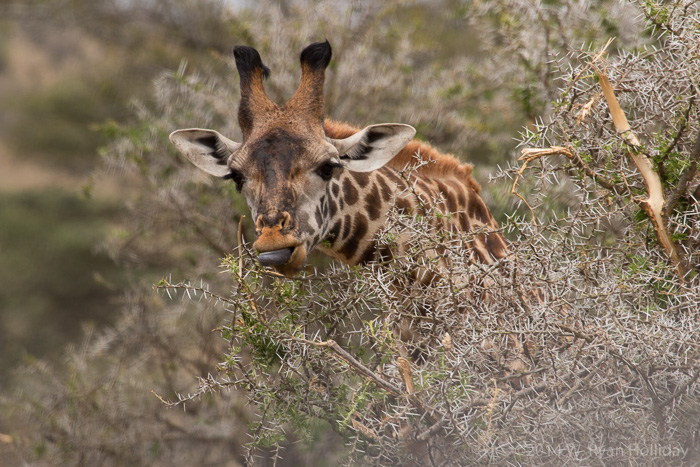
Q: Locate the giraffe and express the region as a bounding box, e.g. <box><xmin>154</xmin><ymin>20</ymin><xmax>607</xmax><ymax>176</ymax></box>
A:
<box><xmin>169</xmin><ymin>40</ymin><xmax>509</xmax><ymax>278</ymax></box>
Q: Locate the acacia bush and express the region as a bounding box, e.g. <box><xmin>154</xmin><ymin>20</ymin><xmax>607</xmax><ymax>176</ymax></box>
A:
<box><xmin>3</xmin><ymin>0</ymin><xmax>699</xmax><ymax>465</ymax></box>
<box><xmin>141</xmin><ymin>1</ymin><xmax>700</xmax><ymax>463</ymax></box>
<box><xmin>153</xmin><ymin>2</ymin><xmax>700</xmax><ymax>463</ymax></box>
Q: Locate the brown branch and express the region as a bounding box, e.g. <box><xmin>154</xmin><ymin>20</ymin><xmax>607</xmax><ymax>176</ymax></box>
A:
<box><xmin>397</xmin><ymin>357</ymin><xmax>415</xmax><ymax>394</ymax></box>
<box><xmin>594</xmin><ymin>65</ymin><xmax>687</xmax><ymax>279</ymax></box>
<box><xmin>554</xmin><ymin>323</ymin><xmax>595</xmax><ymax>343</ymax></box>
<box><xmin>237</xmin><ymin>216</ymin><xmax>245</xmax><ymax>278</ymax></box>
<box><xmin>659</xmin><ymin>368</ymin><xmax>700</xmax><ymax>409</ymax></box>
<box><xmin>557</xmin><ymin>356</ymin><xmax>607</xmax><ymax>406</ymax></box>
<box><xmin>288</xmin><ymin>336</ymin><xmax>442</xmax><ymax>426</ymax></box>
<box><xmin>510</xmin><ymin>150</ymin><xmax>541</xmax><ymax>222</ymax></box>
<box><xmin>320</xmin><ymin>339</ymin><xmax>404</xmax><ymax>396</ymax></box>
<box><xmin>516</xmin><ymin>146</ymin><xmax>621</xmax><ymax>195</ymax></box>
<box><xmin>416</xmin><ymin>397</ymin><xmax>490</xmax><ymax>441</ymax></box>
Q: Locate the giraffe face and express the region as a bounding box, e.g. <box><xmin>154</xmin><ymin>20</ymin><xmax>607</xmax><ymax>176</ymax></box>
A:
<box><xmin>169</xmin><ymin>41</ymin><xmax>415</xmax><ymax>275</ymax></box>
<box><xmin>170</xmin><ymin>121</ymin><xmax>415</xmax><ymax>276</ymax></box>
<box><xmin>229</xmin><ymin>124</ymin><xmax>343</xmax><ymax>275</ymax></box>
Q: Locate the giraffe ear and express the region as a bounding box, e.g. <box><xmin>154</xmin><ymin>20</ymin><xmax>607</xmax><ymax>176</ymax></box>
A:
<box><xmin>169</xmin><ymin>129</ymin><xmax>242</xmax><ymax>177</ymax></box>
<box><xmin>328</xmin><ymin>124</ymin><xmax>416</xmax><ymax>172</ymax></box>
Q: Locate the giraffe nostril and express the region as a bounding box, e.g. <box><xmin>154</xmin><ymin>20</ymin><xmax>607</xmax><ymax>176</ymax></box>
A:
<box><xmin>280</xmin><ymin>212</ymin><xmax>291</xmax><ymax>229</ymax></box>
<box><xmin>256</xmin><ymin>211</ymin><xmax>292</xmax><ymax>230</ymax></box>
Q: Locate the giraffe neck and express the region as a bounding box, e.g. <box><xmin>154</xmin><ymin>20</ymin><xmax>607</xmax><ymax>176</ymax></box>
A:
<box><xmin>316</xmin><ymin>166</ymin><xmax>508</xmax><ymax>267</ymax></box>
<box><xmin>315</xmin><ymin>169</ymin><xmax>396</xmax><ymax>265</ymax></box>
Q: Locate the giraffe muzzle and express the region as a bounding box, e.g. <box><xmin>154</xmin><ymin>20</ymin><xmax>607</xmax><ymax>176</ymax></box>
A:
<box><xmin>256</xmin><ymin>247</ymin><xmax>295</xmax><ymax>266</ymax></box>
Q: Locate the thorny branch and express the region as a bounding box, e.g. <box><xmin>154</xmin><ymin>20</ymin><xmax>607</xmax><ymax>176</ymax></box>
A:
<box><xmin>150</xmin><ymin>3</ymin><xmax>700</xmax><ymax>465</ymax></box>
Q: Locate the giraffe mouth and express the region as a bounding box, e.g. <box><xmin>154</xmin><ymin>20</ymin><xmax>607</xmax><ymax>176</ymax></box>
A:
<box><xmin>254</xmin><ymin>243</ymin><xmax>308</xmax><ymax>276</ymax></box>
<box><xmin>257</xmin><ymin>247</ymin><xmax>295</xmax><ymax>266</ymax></box>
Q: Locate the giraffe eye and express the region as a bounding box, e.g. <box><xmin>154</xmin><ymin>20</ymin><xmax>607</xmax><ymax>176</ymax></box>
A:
<box><xmin>316</xmin><ymin>161</ymin><xmax>342</xmax><ymax>181</ymax></box>
<box><xmin>223</xmin><ymin>169</ymin><xmax>246</xmax><ymax>191</ymax></box>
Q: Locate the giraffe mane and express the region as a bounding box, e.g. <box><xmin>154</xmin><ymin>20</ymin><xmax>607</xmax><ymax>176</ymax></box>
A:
<box><xmin>324</xmin><ymin>120</ymin><xmax>481</xmax><ymax>194</ymax></box>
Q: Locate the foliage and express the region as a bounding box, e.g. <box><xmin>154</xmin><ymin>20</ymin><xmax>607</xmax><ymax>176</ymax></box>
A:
<box><xmin>3</xmin><ymin>289</ymin><xmax>256</xmax><ymax>466</ymax></box>
<box><xmin>3</xmin><ymin>0</ymin><xmax>699</xmax><ymax>466</ymax></box>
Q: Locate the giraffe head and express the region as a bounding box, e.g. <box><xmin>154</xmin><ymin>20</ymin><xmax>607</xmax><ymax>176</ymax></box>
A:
<box><xmin>170</xmin><ymin>41</ymin><xmax>415</xmax><ymax>275</ymax></box>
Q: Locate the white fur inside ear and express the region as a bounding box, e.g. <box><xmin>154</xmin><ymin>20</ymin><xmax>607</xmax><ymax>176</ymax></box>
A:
<box><xmin>328</xmin><ymin>124</ymin><xmax>416</xmax><ymax>172</ymax></box>
<box><xmin>169</xmin><ymin>129</ymin><xmax>241</xmax><ymax>177</ymax></box>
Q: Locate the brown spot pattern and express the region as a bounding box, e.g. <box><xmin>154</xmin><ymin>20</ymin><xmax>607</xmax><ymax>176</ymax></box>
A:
<box><xmin>343</xmin><ymin>178</ymin><xmax>358</xmax><ymax>206</ymax></box>
<box><xmin>365</xmin><ymin>184</ymin><xmax>382</xmax><ymax>221</ymax></box>
<box><xmin>486</xmin><ymin>233</ymin><xmax>507</xmax><ymax>259</ymax></box>
<box><xmin>381</xmin><ymin>168</ymin><xmax>402</xmax><ymax>183</ymax></box>
<box><xmin>352</xmin><ymin>172</ymin><xmax>370</xmax><ymax>188</ymax></box>
<box><xmin>342</xmin><ymin>214</ymin><xmax>352</xmax><ymax>239</ymax></box>
<box><xmin>395</xmin><ymin>197</ymin><xmax>412</xmax><ymax>214</ymax></box>
<box><xmin>473</xmin><ymin>236</ymin><xmax>490</xmax><ymax>263</ymax></box>
<box><xmin>375</xmin><ymin>173</ymin><xmax>393</xmax><ymax>202</ymax></box>
<box><xmin>459</xmin><ymin>212</ymin><xmax>471</xmax><ymax>231</ymax></box>
<box><xmin>436</xmin><ymin>180</ymin><xmax>458</xmax><ymax>214</ymax></box>
<box><xmin>446</xmin><ymin>180</ymin><xmax>467</xmax><ymax>208</ymax></box>
<box><xmin>358</xmin><ymin>241</ymin><xmax>377</xmax><ymax>264</ymax></box>
<box><xmin>469</xmin><ymin>197</ymin><xmax>491</xmax><ymax>223</ymax></box>
<box><xmin>415</xmin><ymin>179</ymin><xmax>431</xmax><ymax>195</ymax></box>
<box><xmin>326</xmin><ymin>220</ymin><xmax>342</xmax><ymax>247</ymax></box>
<box><xmin>339</xmin><ymin>213</ymin><xmax>368</xmax><ymax>259</ymax></box>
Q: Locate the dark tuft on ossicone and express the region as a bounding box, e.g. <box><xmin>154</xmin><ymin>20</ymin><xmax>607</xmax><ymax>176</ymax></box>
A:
<box><xmin>300</xmin><ymin>40</ymin><xmax>332</xmax><ymax>71</ymax></box>
<box><xmin>233</xmin><ymin>45</ymin><xmax>271</xmax><ymax>79</ymax></box>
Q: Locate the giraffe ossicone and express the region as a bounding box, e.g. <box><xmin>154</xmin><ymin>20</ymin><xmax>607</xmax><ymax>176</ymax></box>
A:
<box><xmin>170</xmin><ymin>41</ymin><xmax>508</xmax><ymax>276</ymax></box>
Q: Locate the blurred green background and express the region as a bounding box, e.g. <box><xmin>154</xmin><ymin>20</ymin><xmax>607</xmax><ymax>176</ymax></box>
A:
<box><xmin>0</xmin><ymin>0</ymin><xmax>239</xmax><ymax>383</ymax></box>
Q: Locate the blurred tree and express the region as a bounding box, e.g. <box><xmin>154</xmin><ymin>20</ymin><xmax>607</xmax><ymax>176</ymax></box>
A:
<box><xmin>0</xmin><ymin>0</ymin><xmax>238</xmax><ymax>171</ymax></box>
<box><xmin>0</xmin><ymin>0</ymin><xmax>251</xmax><ymax>376</ymax></box>
<box><xmin>0</xmin><ymin>191</ymin><xmax>125</xmax><ymax>380</ymax></box>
